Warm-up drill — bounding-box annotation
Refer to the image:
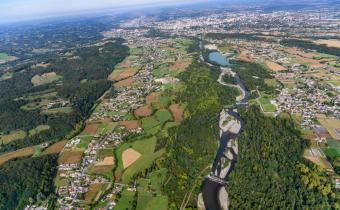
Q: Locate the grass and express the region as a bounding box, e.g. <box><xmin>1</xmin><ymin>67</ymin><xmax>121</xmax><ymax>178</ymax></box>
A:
<box><xmin>0</xmin><ymin>130</ymin><xmax>26</xmax><ymax>144</ymax></box>
<box><xmin>54</xmin><ymin>174</ymin><xmax>69</xmax><ymax>187</ymax></box>
<box><xmin>136</xmin><ymin>168</ymin><xmax>168</xmax><ymax>210</ymax></box>
<box><xmin>97</xmin><ymin>148</ymin><xmax>115</xmax><ymax>160</ymax></box>
<box><xmin>318</xmin><ymin>117</ymin><xmax>340</xmax><ymax>140</ymax></box>
<box><xmin>140</xmin><ymin>116</ymin><xmax>161</xmax><ymax>130</ymax></box>
<box><xmin>324</xmin><ymin>148</ymin><xmax>340</xmax><ymax>158</ymax></box>
<box><xmin>33</xmin><ymin>145</ymin><xmax>43</xmax><ymax>157</ymax></box>
<box><xmin>29</xmin><ymin>125</ymin><xmax>50</xmax><ymax>136</ymax></box>
<box><xmin>0</xmin><ymin>53</ymin><xmax>16</xmax><ymax>64</ymax></box>
<box><xmin>327</xmin><ymin>139</ymin><xmax>340</xmax><ymax>148</ymax></box>
<box><xmin>153</xmin><ymin>63</ymin><xmax>170</xmax><ymax>78</ymax></box>
<box><xmin>77</xmin><ymin>135</ymin><xmax>93</xmax><ymax>150</ymax></box>
<box><xmin>264</xmin><ymin>79</ymin><xmax>280</xmax><ymax>87</ymax></box>
<box><xmin>98</xmin><ymin>122</ymin><xmax>118</xmax><ymax>134</ymax></box>
<box><xmin>0</xmin><ymin>72</ymin><xmax>13</xmax><ymax>81</ymax></box>
<box><xmin>115</xmin><ymin>137</ymin><xmax>165</xmax><ymax>183</ymax></box>
<box><xmin>41</xmin><ymin>106</ymin><xmax>73</xmax><ymax>114</ymax></box>
<box><xmin>115</xmin><ymin>190</ymin><xmax>136</xmax><ymax>210</ymax></box>
<box><xmin>155</xmin><ymin>110</ymin><xmax>173</xmax><ymax>124</ymax></box>
<box><xmin>327</xmin><ymin>80</ymin><xmax>340</xmax><ymax>86</ymax></box>
<box><xmin>257</xmin><ymin>92</ymin><xmax>277</xmax><ymax>112</ymax></box>
<box><xmin>31</xmin><ymin>73</ymin><xmax>62</xmax><ymax>86</ymax></box>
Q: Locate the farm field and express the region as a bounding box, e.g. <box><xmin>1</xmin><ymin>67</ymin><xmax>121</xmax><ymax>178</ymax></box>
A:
<box><xmin>115</xmin><ymin>136</ymin><xmax>166</xmax><ymax>183</ymax></box>
<box><xmin>115</xmin><ymin>190</ymin><xmax>136</xmax><ymax>210</ymax></box>
<box><xmin>265</xmin><ymin>61</ymin><xmax>287</xmax><ymax>71</ymax></box>
<box><xmin>41</xmin><ymin>106</ymin><xmax>73</xmax><ymax>114</ymax></box>
<box><xmin>31</xmin><ymin>72</ymin><xmax>62</xmax><ymax>86</ymax></box>
<box><xmin>257</xmin><ymin>93</ymin><xmax>277</xmax><ymax>113</ymax></box>
<box><xmin>317</xmin><ymin>116</ymin><xmax>340</xmax><ymax>140</ymax></box>
<box><xmin>0</xmin><ymin>130</ymin><xmax>26</xmax><ymax>144</ymax></box>
<box><xmin>0</xmin><ymin>52</ymin><xmax>17</xmax><ymax>64</ymax></box>
<box><xmin>327</xmin><ymin>80</ymin><xmax>340</xmax><ymax>86</ymax></box>
<box><xmin>42</xmin><ymin>140</ymin><xmax>68</xmax><ymax>155</ymax></box>
<box><xmin>0</xmin><ymin>72</ymin><xmax>13</xmax><ymax>81</ymax></box>
<box><xmin>84</xmin><ymin>183</ymin><xmax>107</xmax><ymax>204</ymax></box>
<box><xmin>314</xmin><ymin>39</ymin><xmax>340</xmax><ymax>48</ymax></box>
<box><xmin>58</xmin><ymin>150</ymin><xmax>83</xmax><ymax>164</ymax></box>
<box><xmin>0</xmin><ymin>147</ymin><xmax>34</xmax><ymax>165</ymax></box>
<box><xmin>29</xmin><ymin>125</ymin><xmax>50</xmax><ymax>136</ymax></box>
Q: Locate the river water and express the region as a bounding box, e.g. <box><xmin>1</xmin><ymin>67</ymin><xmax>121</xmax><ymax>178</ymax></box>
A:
<box><xmin>201</xmin><ymin>51</ymin><xmax>249</xmax><ymax>210</ymax></box>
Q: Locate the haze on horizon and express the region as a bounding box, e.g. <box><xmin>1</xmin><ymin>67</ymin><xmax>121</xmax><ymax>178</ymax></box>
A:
<box><xmin>0</xmin><ymin>0</ymin><xmax>201</xmax><ymax>23</ymax></box>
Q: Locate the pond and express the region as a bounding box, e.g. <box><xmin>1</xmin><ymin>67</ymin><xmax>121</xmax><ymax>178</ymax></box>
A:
<box><xmin>208</xmin><ymin>51</ymin><xmax>230</xmax><ymax>66</ymax></box>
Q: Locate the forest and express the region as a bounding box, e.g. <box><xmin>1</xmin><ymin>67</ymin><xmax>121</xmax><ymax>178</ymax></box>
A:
<box><xmin>0</xmin><ymin>40</ymin><xmax>129</xmax><ymax>153</ymax></box>
<box><xmin>228</xmin><ymin>106</ymin><xmax>339</xmax><ymax>209</ymax></box>
<box><xmin>231</xmin><ymin>61</ymin><xmax>276</xmax><ymax>94</ymax></box>
<box><xmin>163</xmin><ymin>61</ymin><xmax>239</xmax><ymax>208</ymax></box>
<box><xmin>0</xmin><ymin>155</ymin><xmax>58</xmax><ymax>210</ymax></box>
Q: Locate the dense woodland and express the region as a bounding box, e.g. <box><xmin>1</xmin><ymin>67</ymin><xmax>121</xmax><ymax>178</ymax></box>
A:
<box><xmin>0</xmin><ymin>40</ymin><xmax>129</xmax><ymax>153</ymax></box>
<box><xmin>163</xmin><ymin>60</ymin><xmax>239</xmax><ymax>208</ymax></box>
<box><xmin>231</xmin><ymin>61</ymin><xmax>276</xmax><ymax>94</ymax></box>
<box><xmin>0</xmin><ymin>155</ymin><xmax>58</xmax><ymax>210</ymax></box>
<box><xmin>229</xmin><ymin>106</ymin><xmax>339</xmax><ymax>209</ymax></box>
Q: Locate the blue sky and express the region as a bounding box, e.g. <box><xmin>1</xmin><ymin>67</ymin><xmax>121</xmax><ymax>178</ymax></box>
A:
<box><xmin>0</xmin><ymin>0</ymin><xmax>198</xmax><ymax>22</ymax></box>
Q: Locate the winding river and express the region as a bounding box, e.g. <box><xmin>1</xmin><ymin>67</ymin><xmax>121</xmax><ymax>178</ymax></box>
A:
<box><xmin>201</xmin><ymin>51</ymin><xmax>249</xmax><ymax>210</ymax></box>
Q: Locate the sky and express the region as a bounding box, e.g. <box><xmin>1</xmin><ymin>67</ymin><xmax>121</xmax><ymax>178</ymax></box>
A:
<box><xmin>0</xmin><ymin>0</ymin><xmax>198</xmax><ymax>22</ymax></box>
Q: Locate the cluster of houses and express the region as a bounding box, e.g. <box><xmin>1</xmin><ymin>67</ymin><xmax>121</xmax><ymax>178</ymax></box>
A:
<box><xmin>54</xmin><ymin>35</ymin><xmax>172</xmax><ymax>208</ymax></box>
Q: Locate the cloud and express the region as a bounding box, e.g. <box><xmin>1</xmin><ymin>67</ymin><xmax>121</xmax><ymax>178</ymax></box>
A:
<box><xmin>0</xmin><ymin>0</ymin><xmax>187</xmax><ymax>21</ymax></box>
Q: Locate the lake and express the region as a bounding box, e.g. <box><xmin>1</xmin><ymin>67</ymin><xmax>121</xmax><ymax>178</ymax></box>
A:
<box><xmin>209</xmin><ymin>51</ymin><xmax>230</xmax><ymax>65</ymax></box>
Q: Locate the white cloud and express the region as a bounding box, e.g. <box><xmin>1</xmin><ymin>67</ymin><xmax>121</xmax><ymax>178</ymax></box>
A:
<box><xmin>0</xmin><ymin>0</ymin><xmax>189</xmax><ymax>21</ymax></box>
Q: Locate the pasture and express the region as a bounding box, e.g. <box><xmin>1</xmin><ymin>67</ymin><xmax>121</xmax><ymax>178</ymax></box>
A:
<box><xmin>41</xmin><ymin>106</ymin><xmax>72</xmax><ymax>114</ymax></box>
<box><xmin>115</xmin><ymin>190</ymin><xmax>136</xmax><ymax>210</ymax></box>
<box><xmin>0</xmin><ymin>72</ymin><xmax>13</xmax><ymax>81</ymax></box>
<box><xmin>115</xmin><ymin>137</ymin><xmax>165</xmax><ymax>183</ymax></box>
<box><xmin>31</xmin><ymin>72</ymin><xmax>62</xmax><ymax>86</ymax></box>
<box><xmin>257</xmin><ymin>93</ymin><xmax>277</xmax><ymax>113</ymax></box>
<box><xmin>317</xmin><ymin>116</ymin><xmax>340</xmax><ymax>140</ymax></box>
<box><xmin>0</xmin><ymin>130</ymin><xmax>26</xmax><ymax>144</ymax></box>
<box><xmin>29</xmin><ymin>125</ymin><xmax>50</xmax><ymax>136</ymax></box>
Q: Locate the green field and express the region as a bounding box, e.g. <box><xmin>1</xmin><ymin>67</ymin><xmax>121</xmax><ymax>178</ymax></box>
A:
<box><xmin>136</xmin><ymin>168</ymin><xmax>168</xmax><ymax>210</ymax></box>
<box><xmin>0</xmin><ymin>53</ymin><xmax>16</xmax><ymax>64</ymax></box>
<box><xmin>155</xmin><ymin>110</ymin><xmax>173</xmax><ymax>124</ymax></box>
<box><xmin>98</xmin><ymin>122</ymin><xmax>118</xmax><ymax>134</ymax></box>
<box><xmin>327</xmin><ymin>80</ymin><xmax>340</xmax><ymax>86</ymax></box>
<box><xmin>140</xmin><ymin>116</ymin><xmax>161</xmax><ymax>130</ymax></box>
<box><xmin>41</xmin><ymin>106</ymin><xmax>73</xmax><ymax>114</ymax></box>
<box><xmin>115</xmin><ymin>190</ymin><xmax>136</xmax><ymax>210</ymax></box>
<box><xmin>324</xmin><ymin>148</ymin><xmax>340</xmax><ymax>158</ymax></box>
<box><xmin>31</xmin><ymin>73</ymin><xmax>62</xmax><ymax>86</ymax></box>
<box><xmin>0</xmin><ymin>72</ymin><xmax>13</xmax><ymax>81</ymax></box>
<box><xmin>29</xmin><ymin>125</ymin><xmax>50</xmax><ymax>136</ymax></box>
<box><xmin>152</xmin><ymin>63</ymin><xmax>170</xmax><ymax>78</ymax></box>
<box><xmin>77</xmin><ymin>135</ymin><xmax>93</xmax><ymax>150</ymax></box>
<box><xmin>258</xmin><ymin>93</ymin><xmax>277</xmax><ymax>112</ymax></box>
<box><xmin>97</xmin><ymin>148</ymin><xmax>115</xmax><ymax>160</ymax></box>
<box><xmin>0</xmin><ymin>130</ymin><xmax>26</xmax><ymax>144</ymax></box>
<box><xmin>115</xmin><ymin>137</ymin><xmax>165</xmax><ymax>183</ymax></box>
<box><xmin>327</xmin><ymin>139</ymin><xmax>340</xmax><ymax>148</ymax></box>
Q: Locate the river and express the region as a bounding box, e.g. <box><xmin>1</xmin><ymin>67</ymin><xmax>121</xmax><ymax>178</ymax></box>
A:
<box><xmin>201</xmin><ymin>51</ymin><xmax>249</xmax><ymax>210</ymax></box>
